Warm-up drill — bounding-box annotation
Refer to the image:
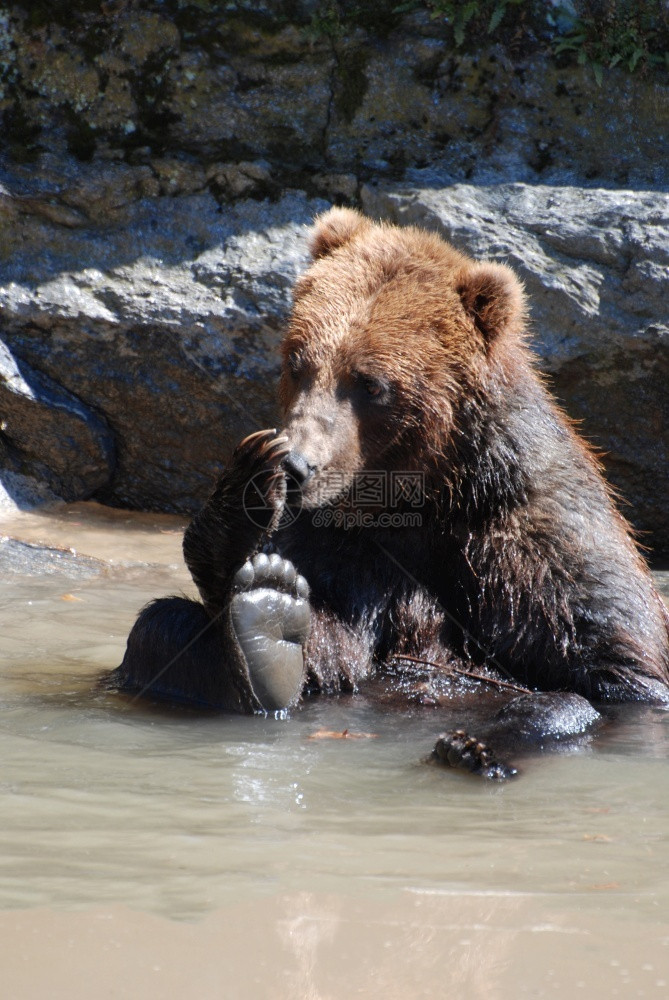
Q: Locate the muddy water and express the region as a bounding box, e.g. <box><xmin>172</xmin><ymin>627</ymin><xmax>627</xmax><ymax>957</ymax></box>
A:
<box><xmin>2</xmin><ymin>502</ymin><xmax>669</xmax><ymax>999</ymax></box>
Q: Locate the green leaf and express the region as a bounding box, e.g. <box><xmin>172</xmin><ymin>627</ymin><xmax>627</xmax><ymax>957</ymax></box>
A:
<box><xmin>554</xmin><ymin>39</ymin><xmax>577</xmax><ymax>54</ymax></box>
<box><xmin>488</xmin><ymin>4</ymin><xmax>507</xmax><ymax>34</ymax></box>
<box><xmin>629</xmin><ymin>48</ymin><xmax>644</xmax><ymax>72</ymax></box>
<box><xmin>609</xmin><ymin>53</ymin><xmax>622</xmax><ymax>67</ymax></box>
<box><xmin>593</xmin><ymin>62</ymin><xmax>603</xmax><ymax>86</ymax></box>
<box><xmin>462</xmin><ymin>2</ymin><xmax>478</xmax><ymax>25</ymax></box>
<box><xmin>554</xmin><ymin>31</ymin><xmax>587</xmax><ymax>55</ymax></box>
<box><xmin>453</xmin><ymin>3</ymin><xmax>477</xmax><ymax>46</ymax></box>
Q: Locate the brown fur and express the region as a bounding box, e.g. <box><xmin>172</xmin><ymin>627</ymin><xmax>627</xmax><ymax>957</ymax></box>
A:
<box><xmin>113</xmin><ymin>208</ymin><xmax>669</xmax><ymax>716</ymax></box>
<box><xmin>276</xmin><ymin>208</ymin><xmax>669</xmax><ymax>703</ymax></box>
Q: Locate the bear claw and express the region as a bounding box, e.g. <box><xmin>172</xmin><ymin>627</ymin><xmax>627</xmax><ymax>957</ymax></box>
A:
<box><xmin>432</xmin><ymin>730</ymin><xmax>518</xmax><ymax>781</ymax></box>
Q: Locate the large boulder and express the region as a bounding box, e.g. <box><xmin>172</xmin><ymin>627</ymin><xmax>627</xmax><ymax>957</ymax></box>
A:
<box><xmin>0</xmin><ymin>160</ymin><xmax>326</xmax><ymax>512</ymax></box>
<box><xmin>0</xmin><ymin>337</ymin><xmax>114</xmax><ymax>504</ymax></box>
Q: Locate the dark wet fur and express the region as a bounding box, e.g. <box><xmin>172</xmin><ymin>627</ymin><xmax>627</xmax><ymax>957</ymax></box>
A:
<box><xmin>108</xmin><ymin>213</ymin><xmax>669</xmax><ymax>777</ymax></box>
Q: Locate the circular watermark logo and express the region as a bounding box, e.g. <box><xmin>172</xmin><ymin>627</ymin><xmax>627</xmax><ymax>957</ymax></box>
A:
<box><xmin>242</xmin><ymin>470</ymin><xmax>303</xmax><ymax>530</ymax></box>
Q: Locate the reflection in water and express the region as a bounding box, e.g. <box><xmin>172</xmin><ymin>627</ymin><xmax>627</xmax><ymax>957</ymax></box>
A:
<box><xmin>3</xmin><ymin>893</ymin><xmax>669</xmax><ymax>1000</ymax></box>
<box><xmin>278</xmin><ymin>892</ymin><xmax>341</xmax><ymax>1000</ymax></box>
<box><xmin>1</xmin><ymin>503</ymin><xmax>669</xmax><ymax>998</ymax></box>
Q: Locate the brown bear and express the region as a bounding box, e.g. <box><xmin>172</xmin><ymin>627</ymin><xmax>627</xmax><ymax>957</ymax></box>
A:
<box><xmin>108</xmin><ymin>207</ymin><xmax>669</xmax><ymax>778</ymax></box>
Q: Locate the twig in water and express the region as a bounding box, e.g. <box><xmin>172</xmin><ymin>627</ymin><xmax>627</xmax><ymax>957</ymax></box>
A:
<box><xmin>391</xmin><ymin>653</ymin><xmax>532</xmax><ymax>695</ymax></box>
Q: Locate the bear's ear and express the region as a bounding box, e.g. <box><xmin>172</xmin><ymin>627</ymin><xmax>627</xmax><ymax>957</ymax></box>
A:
<box><xmin>456</xmin><ymin>261</ymin><xmax>525</xmax><ymax>345</ymax></box>
<box><xmin>309</xmin><ymin>207</ymin><xmax>371</xmax><ymax>260</ymax></box>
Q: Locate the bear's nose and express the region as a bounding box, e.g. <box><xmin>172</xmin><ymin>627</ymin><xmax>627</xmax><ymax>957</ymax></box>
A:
<box><xmin>283</xmin><ymin>450</ymin><xmax>315</xmax><ymax>485</ymax></box>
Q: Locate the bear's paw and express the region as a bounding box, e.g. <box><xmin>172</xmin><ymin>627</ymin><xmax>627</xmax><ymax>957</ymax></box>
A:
<box><xmin>432</xmin><ymin>730</ymin><xmax>518</xmax><ymax>781</ymax></box>
<box><xmin>229</xmin><ymin>553</ymin><xmax>310</xmax><ymax>713</ymax></box>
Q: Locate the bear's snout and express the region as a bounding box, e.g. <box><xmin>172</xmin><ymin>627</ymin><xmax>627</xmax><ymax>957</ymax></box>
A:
<box><xmin>283</xmin><ymin>450</ymin><xmax>315</xmax><ymax>486</ymax></box>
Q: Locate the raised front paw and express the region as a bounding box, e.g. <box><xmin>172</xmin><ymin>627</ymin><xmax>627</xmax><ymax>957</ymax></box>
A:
<box><xmin>229</xmin><ymin>552</ymin><xmax>310</xmax><ymax>713</ymax></box>
<box><xmin>432</xmin><ymin>730</ymin><xmax>518</xmax><ymax>781</ymax></box>
<box><xmin>231</xmin><ymin>428</ymin><xmax>291</xmax><ymax>535</ymax></box>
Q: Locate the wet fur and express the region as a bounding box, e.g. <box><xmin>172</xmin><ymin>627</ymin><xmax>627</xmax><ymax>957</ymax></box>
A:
<box><xmin>109</xmin><ymin>208</ymin><xmax>669</xmax><ymax>741</ymax></box>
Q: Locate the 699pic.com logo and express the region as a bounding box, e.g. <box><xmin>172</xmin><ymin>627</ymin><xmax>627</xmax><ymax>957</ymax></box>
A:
<box><xmin>242</xmin><ymin>470</ymin><xmax>303</xmax><ymax>530</ymax></box>
<box><xmin>242</xmin><ymin>469</ymin><xmax>426</xmax><ymax>531</ymax></box>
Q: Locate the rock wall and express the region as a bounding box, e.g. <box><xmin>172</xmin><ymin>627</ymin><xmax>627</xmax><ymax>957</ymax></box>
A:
<box><xmin>0</xmin><ymin>2</ymin><xmax>667</xmax><ymax>554</ymax></box>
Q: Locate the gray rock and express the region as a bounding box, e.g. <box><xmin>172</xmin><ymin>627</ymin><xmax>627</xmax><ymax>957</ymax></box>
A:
<box><xmin>2</xmin><ymin>7</ymin><xmax>667</xmax><ymax>188</ymax></box>
<box><xmin>0</xmin><ymin>536</ymin><xmax>105</xmax><ymax>579</ymax></box>
<box><xmin>0</xmin><ymin>338</ymin><xmax>114</xmax><ymax>502</ymax></box>
<box><xmin>0</xmin><ymin>470</ymin><xmax>63</xmax><ymax>514</ymax></box>
<box><xmin>0</xmin><ymin>167</ymin><xmax>327</xmax><ymax>513</ymax></box>
<box><xmin>362</xmin><ymin>181</ymin><xmax>669</xmax><ymax>554</ymax></box>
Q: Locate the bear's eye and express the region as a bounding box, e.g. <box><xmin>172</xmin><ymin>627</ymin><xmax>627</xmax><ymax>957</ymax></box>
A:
<box><xmin>286</xmin><ymin>352</ymin><xmax>302</xmax><ymax>380</ymax></box>
<box><xmin>355</xmin><ymin>372</ymin><xmax>390</xmax><ymax>402</ymax></box>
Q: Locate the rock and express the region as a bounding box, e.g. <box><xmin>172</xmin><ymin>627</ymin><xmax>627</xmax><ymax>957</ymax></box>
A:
<box><xmin>0</xmin><ymin>160</ymin><xmax>327</xmax><ymax>513</ymax></box>
<box><xmin>0</xmin><ymin>536</ymin><xmax>105</xmax><ymax>579</ymax></box>
<box><xmin>361</xmin><ymin>180</ymin><xmax>669</xmax><ymax>555</ymax></box>
<box><xmin>0</xmin><ymin>470</ymin><xmax>63</xmax><ymax>514</ymax></box>
<box><xmin>205</xmin><ymin>160</ymin><xmax>277</xmax><ymax>201</ymax></box>
<box><xmin>0</xmin><ymin>497</ymin><xmax>187</xmax><ymax>577</ymax></box>
<box><xmin>311</xmin><ymin>172</ymin><xmax>359</xmax><ymax>202</ymax></box>
<box><xmin>1</xmin><ymin>6</ymin><xmax>667</xmax><ymax>187</ymax></box>
<box><xmin>0</xmin><ymin>338</ymin><xmax>114</xmax><ymax>502</ymax></box>
<box><xmin>326</xmin><ymin>39</ymin><xmax>669</xmax><ymax>188</ymax></box>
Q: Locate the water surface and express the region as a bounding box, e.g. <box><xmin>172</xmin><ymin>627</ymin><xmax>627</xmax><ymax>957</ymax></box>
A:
<box><xmin>2</xmin><ymin>503</ymin><xmax>669</xmax><ymax>998</ymax></box>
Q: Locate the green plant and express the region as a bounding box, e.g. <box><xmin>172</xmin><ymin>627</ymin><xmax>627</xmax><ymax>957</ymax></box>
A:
<box><xmin>307</xmin><ymin>0</ymin><xmax>342</xmax><ymax>40</ymax></box>
<box><xmin>553</xmin><ymin>1</ymin><xmax>669</xmax><ymax>84</ymax></box>
<box><xmin>394</xmin><ymin>0</ymin><xmax>529</xmax><ymax>46</ymax></box>
<box><xmin>308</xmin><ymin>1</ymin><xmax>405</xmax><ymax>41</ymax></box>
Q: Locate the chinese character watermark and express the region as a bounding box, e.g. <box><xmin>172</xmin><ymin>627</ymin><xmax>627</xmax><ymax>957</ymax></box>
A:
<box><xmin>242</xmin><ymin>470</ymin><xmax>425</xmax><ymax>530</ymax></box>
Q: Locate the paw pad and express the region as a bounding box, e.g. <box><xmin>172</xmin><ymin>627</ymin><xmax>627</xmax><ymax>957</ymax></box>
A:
<box><xmin>230</xmin><ymin>553</ymin><xmax>310</xmax><ymax>712</ymax></box>
<box><xmin>233</xmin><ymin>553</ymin><xmax>309</xmax><ymax>600</ymax></box>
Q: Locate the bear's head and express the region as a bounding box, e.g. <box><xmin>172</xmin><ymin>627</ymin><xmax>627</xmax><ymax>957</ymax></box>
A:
<box><xmin>279</xmin><ymin>207</ymin><xmax>526</xmax><ymax>509</ymax></box>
